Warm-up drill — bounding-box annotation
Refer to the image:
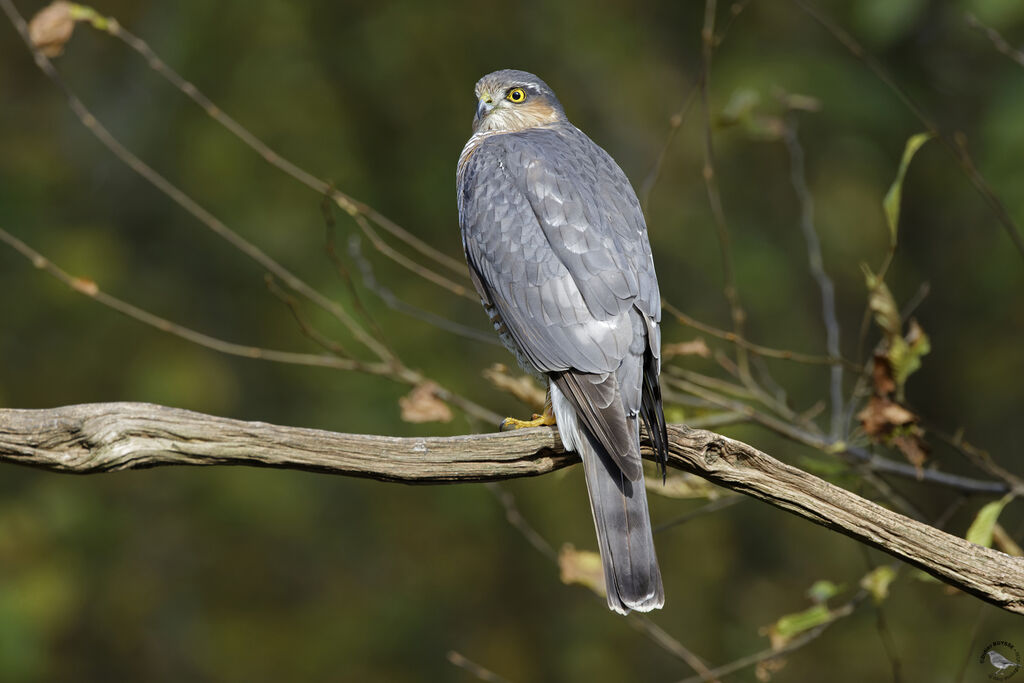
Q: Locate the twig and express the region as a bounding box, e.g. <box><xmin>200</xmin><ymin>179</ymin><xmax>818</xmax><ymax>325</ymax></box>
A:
<box><xmin>965</xmin><ymin>13</ymin><xmax>1024</xmax><ymax>69</ymax></box>
<box><xmin>782</xmin><ymin>121</ymin><xmax>844</xmax><ymax>439</ymax></box>
<box><xmin>446</xmin><ymin>651</ymin><xmax>512</xmax><ymax>683</ymax></box>
<box><xmin>664</xmin><ymin>374</ymin><xmax>1012</xmax><ymax>495</ymax></box>
<box><xmin>0</xmin><ymin>0</ymin><xmax>389</xmax><ymax>361</ymax></box>
<box><xmin>0</xmin><ymin>225</ymin><xmax>504</xmax><ymax>426</ymax></box>
<box><xmin>664</xmin><ymin>302</ymin><xmax>859</xmax><ymax>372</ymax></box>
<box><xmin>639</xmin><ymin>0</ymin><xmax>750</xmax><ymax>212</ymax></box>
<box><xmin>67</xmin><ymin>3</ymin><xmax>469</xmax><ymax>278</ymax></box>
<box><xmin>485</xmin><ymin>483</ymin><xmax>557</xmax><ymax>562</ymax></box>
<box><xmin>792</xmin><ymin>0</ymin><xmax>1024</xmax><ymax>262</ymax></box>
<box><xmin>0</xmin><ymin>226</ymin><xmax>382</xmax><ymax>374</ymax></box>
<box><xmin>677</xmin><ymin>593</ymin><xmax>866</xmax><ymax>683</ymax></box>
<box><xmin>654</xmin><ymin>496</ymin><xmax>744</xmax><ymax>533</ymax></box>
<box><xmin>2</xmin><ymin>402</ymin><xmax>1023</xmax><ymax>615</ymax></box>
<box><xmin>348</xmin><ymin>235</ymin><xmax>500</xmax><ymax>346</ymax></box>
<box><xmin>698</xmin><ymin>0</ymin><xmax>751</xmax><ymax>382</ymax></box>
<box><xmin>627</xmin><ymin>616</ymin><xmax>720</xmax><ymax>682</ymax></box>
<box><xmin>486</xmin><ymin>483</ymin><xmax>716</xmax><ymax>678</ymax></box>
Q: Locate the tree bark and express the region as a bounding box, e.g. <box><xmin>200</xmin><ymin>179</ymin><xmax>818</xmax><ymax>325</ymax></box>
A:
<box><xmin>1</xmin><ymin>402</ymin><xmax>1021</xmax><ymax>614</ymax></box>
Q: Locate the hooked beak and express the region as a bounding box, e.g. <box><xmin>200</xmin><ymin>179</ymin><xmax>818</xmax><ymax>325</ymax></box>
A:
<box><xmin>475</xmin><ymin>93</ymin><xmax>495</xmax><ymax>125</ymax></box>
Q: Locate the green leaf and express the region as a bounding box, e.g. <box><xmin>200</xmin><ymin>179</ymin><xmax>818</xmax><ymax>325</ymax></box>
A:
<box><xmin>883</xmin><ymin>132</ymin><xmax>934</xmax><ymax>247</ymax></box>
<box><xmin>807</xmin><ymin>580</ymin><xmax>842</xmax><ymax>604</ymax></box>
<box><xmin>966</xmin><ymin>494</ymin><xmax>1014</xmax><ymax>548</ymax></box>
<box><xmin>768</xmin><ymin>604</ymin><xmax>832</xmax><ymax>649</ymax></box>
<box><xmin>860</xmin><ymin>566</ymin><xmax>897</xmax><ymax>604</ymax></box>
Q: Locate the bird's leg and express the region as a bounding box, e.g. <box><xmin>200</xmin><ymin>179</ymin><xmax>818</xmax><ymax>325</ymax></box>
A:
<box><xmin>499</xmin><ymin>390</ymin><xmax>556</xmax><ymax>431</ymax></box>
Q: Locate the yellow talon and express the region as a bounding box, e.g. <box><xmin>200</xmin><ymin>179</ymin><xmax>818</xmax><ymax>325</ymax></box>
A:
<box><xmin>499</xmin><ymin>407</ymin><xmax>556</xmax><ymax>431</ymax></box>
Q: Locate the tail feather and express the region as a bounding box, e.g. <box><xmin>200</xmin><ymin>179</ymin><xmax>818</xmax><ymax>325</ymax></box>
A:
<box><xmin>550</xmin><ymin>380</ymin><xmax>664</xmax><ymax>614</ymax></box>
<box><xmin>579</xmin><ymin>430</ymin><xmax>664</xmax><ymax>613</ymax></box>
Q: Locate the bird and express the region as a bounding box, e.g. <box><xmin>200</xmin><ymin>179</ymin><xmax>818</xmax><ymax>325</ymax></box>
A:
<box><xmin>987</xmin><ymin>649</ymin><xmax>1018</xmax><ymax>674</ymax></box>
<box><xmin>456</xmin><ymin>69</ymin><xmax>668</xmax><ymax>614</ymax></box>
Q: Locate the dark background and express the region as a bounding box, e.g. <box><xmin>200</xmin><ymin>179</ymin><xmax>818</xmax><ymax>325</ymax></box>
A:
<box><xmin>1</xmin><ymin>0</ymin><xmax>1022</xmax><ymax>681</ymax></box>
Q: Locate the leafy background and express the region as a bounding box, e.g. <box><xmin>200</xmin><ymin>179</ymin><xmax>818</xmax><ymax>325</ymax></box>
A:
<box><xmin>1</xmin><ymin>0</ymin><xmax>1023</xmax><ymax>681</ymax></box>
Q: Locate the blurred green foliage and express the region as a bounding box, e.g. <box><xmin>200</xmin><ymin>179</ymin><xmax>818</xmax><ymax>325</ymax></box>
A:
<box><xmin>1</xmin><ymin>0</ymin><xmax>1023</xmax><ymax>681</ymax></box>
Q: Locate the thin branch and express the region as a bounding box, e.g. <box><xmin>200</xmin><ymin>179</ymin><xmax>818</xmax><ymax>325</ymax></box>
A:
<box><xmin>0</xmin><ymin>226</ymin><xmax>385</xmax><ymax>374</ymax></box>
<box><xmin>2</xmin><ymin>402</ymin><xmax>1023</xmax><ymax>615</ymax></box>
<box><xmin>0</xmin><ymin>0</ymin><xmax>390</xmax><ymax>361</ymax></box>
<box><xmin>627</xmin><ymin>616</ymin><xmax>720</xmax><ymax>683</ymax></box>
<box><xmin>654</xmin><ymin>495</ymin><xmax>744</xmax><ymax>533</ymax></box>
<box><xmin>664</xmin><ymin>301</ymin><xmax>860</xmax><ymax>372</ymax></box>
<box><xmin>0</xmin><ymin>225</ymin><xmax>504</xmax><ymax>426</ymax></box>
<box><xmin>485</xmin><ymin>483</ymin><xmax>557</xmax><ymax>562</ymax></box>
<box><xmin>664</xmin><ymin>374</ymin><xmax>1013</xmax><ymax>496</ymax></box>
<box><xmin>965</xmin><ymin>13</ymin><xmax>1024</xmax><ymax>69</ymax></box>
<box><xmin>792</xmin><ymin>0</ymin><xmax>1024</xmax><ymax>263</ymax></box>
<box><xmin>698</xmin><ymin>0</ymin><xmax>751</xmax><ymax>382</ymax></box>
<box><xmin>446</xmin><ymin>651</ymin><xmax>512</xmax><ymax>683</ymax></box>
<box><xmin>782</xmin><ymin>121</ymin><xmax>844</xmax><ymax>439</ymax></box>
<box><xmin>67</xmin><ymin>3</ymin><xmax>469</xmax><ymax>278</ymax></box>
<box><xmin>348</xmin><ymin>235</ymin><xmax>500</xmax><ymax>346</ymax></box>
<box><xmin>639</xmin><ymin>0</ymin><xmax>750</xmax><ymax>212</ymax></box>
<box><xmin>677</xmin><ymin>593</ymin><xmax>866</xmax><ymax>683</ymax></box>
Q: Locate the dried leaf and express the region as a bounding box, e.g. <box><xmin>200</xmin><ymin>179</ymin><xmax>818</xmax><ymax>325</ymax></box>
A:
<box><xmin>891</xmin><ymin>431</ymin><xmax>928</xmax><ymax>471</ymax></box>
<box><xmin>663</xmin><ymin>338</ymin><xmax>711</xmax><ymax>359</ymax></box>
<box><xmin>858</xmin><ymin>396</ymin><xmax>928</xmax><ymax>471</ymax></box>
<box><xmin>966</xmin><ymin>494</ymin><xmax>1014</xmax><ymax>548</ymax></box>
<box><xmin>857</xmin><ymin>396</ymin><xmax>914</xmax><ymax>437</ymax></box>
<box><xmin>762</xmin><ymin>604</ymin><xmax>831</xmax><ymax>650</ymax></box>
<box><xmin>558</xmin><ymin>544</ymin><xmax>605</xmax><ymax>597</ymax></box>
<box><xmin>29</xmin><ymin>1</ymin><xmax>75</xmax><ymax>57</ymax></box>
<box><xmin>481</xmin><ymin>364</ymin><xmax>546</xmax><ymax>411</ymax></box>
<box><xmin>862</xmin><ymin>269</ymin><xmax>931</xmax><ymax>400</ymax></box>
<box><xmin>398</xmin><ymin>382</ymin><xmax>452</xmax><ymax>423</ymax></box>
<box><xmin>646</xmin><ymin>471</ymin><xmax>721</xmax><ymax>499</ymax></box>
<box><xmin>870</xmin><ymin>354</ymin><xmax>896</xmax><ymax>396</ymax></box>
<box><xmin>883</xmin><ymin>132</ymin><xmax>934</xmax><ymax>247</ymax></box>
<box><xmin>860</xmin><ymin>565</ymin><xmax>897</xmax><ymax>604</ymax></box>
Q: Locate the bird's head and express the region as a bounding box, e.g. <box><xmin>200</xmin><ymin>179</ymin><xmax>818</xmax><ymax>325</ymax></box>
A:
<box><xmin>471</xmin><ymin>69</ymin><xmax>566</xmax><ymax>134</ymax></box>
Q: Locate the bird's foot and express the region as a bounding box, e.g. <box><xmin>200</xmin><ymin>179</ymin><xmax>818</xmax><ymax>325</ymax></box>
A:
<box><xmin>499</xmin><ymin>408</ymin><xmax>556</xmax><ymax>432</ymax></box>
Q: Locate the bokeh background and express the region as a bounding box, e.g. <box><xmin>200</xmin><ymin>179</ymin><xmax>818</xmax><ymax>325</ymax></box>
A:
<box><xmin>2</xmin><ymin>0</ymin><xmax>1023</xmax><ymax>681</ymax></box>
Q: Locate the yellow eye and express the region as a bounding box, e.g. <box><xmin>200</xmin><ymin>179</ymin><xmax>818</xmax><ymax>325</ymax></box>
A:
<box><xmin>506</xmin><ymin>87</ymin><xmax>526</xmax><ymax>103</ymax></box>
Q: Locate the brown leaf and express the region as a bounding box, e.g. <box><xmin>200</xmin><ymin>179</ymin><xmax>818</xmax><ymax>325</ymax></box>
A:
<box><xmin>857</xmin><ymin>396</ymin><xmax>914</xmax><ymax>437</ymax></box>
<box><xmin>892</xmin><ymin>431</ymin><xmax>928</xmax><ymax>472</ymax></box>
<box><xmin>481</xmin><ymin>364</ymin><xmax>546</xmax><ymax>411</ymax></box>
<box><xmin>29</xmin><ymin>2</ymin><xmax>75</xmax><ymax>58</ymax></box>
<box><xmin>398</xmin><ymin>382</ymin><xmax>452</xmax><ymax>423</ymax></box>
<box><xmin>558</xmin><ymin>544</ymin><xmax>606</xmax><ymax>597</ymax></box>
<box><xmin>871</xmin><ymin>354</ymin><xmax>896</xmax><ymax>397</ymax></box>
<box><xmin>663</xmin><ymin>338</ymin><xmax>711</xmax><ymax>359</ymax></box>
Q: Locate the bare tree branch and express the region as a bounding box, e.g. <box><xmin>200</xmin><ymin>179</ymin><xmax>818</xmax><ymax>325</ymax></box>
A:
<box><xmin>2</xmin><ymin>402</ymin><xmax>1022</xmax><ymax>615</ymax></box>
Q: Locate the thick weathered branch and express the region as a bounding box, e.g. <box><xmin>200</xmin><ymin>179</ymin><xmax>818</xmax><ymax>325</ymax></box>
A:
<box><xmin>1</xmin><ymin>402</ymin><xmax>1021</xmax><ymax>614</ymax></box>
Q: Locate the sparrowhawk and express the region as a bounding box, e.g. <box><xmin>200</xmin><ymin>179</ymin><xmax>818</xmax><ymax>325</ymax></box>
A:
<box><xmin>457</xmin><ymin>69</ymin><xmax>667</xmax><ymax>614</ymax></box>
